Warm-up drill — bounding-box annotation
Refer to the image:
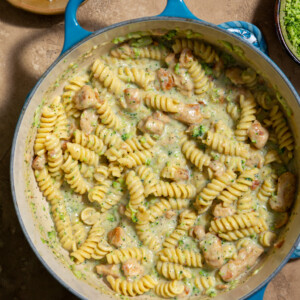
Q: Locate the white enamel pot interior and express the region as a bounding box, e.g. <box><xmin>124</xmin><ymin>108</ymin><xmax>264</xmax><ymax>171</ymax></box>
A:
<box><xmin>11</xmin><ymin>17</ymin><xmax>300</xmax><ymax>300</ymax></box>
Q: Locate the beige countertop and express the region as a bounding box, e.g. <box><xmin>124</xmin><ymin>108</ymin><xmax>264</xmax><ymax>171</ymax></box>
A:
<box><xmin>0</xmin><ymin>0</ymin><xmax>299</xmax><ymax>299</ymax></box>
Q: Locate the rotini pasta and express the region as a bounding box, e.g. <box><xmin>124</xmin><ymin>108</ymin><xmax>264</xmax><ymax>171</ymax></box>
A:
<box><xmin>67</xmin><ymin>143</ymin><xmax>99</xmax><ymax>166</ymax></box>
<box><xmin>153</xmin><ymin>181</ymin><xmax>196</xmax><ymax>199</ymax></box>
<box><xmin>125</xmin><ymin>134</ymin><xmax>156</xmax><ymax>152</ymax></box>
<box><xmin>142</xmin><ymin>92</ymin><xmax>180</xmax><ymax>113</ymax></box>
<box><xmin>88</xmin><ymin>181</ymin><xmax>110</xmax><ymax>205</ymax></box>
<box><xmin>159</xmin><ymin>248</ymin><xmax>202</xmax><ymax>267</ymax></box>
<box><xmin>257</xmin><ymin>175</ymin><xmax>277</xmax><ymax>203</ymax></box>
<box><xmin>73</xmin><ymin>129</ymin><xmax>105</xmax><ymax>154</ymax></box>
<box><xmin>96</xmin><ymin>97</ymin><xmax>121</xmax><ymax>130</ymax></box>
<box><xmin>155</xmin><ymin>280</ymin><xmax>185</xmax><ymax>298</ymax></box>
<box><xmin>259</xmin><ymin>231</ymin><xmax>276</xmax><ymax>247</ymax></box>
<box><xmin>156</xmin><ymin>261</ymin><xmax>191</xmax><ymax>280</ymax></box>
<box><xmin>118</xmin><ymin>150</ymin><xmax>153</xmax><ymax>168</ymax></box>
<box><xmin>136</xmin><ymin>165</ymin><xmax>159</xmax><ymax>196</ymax></box>
<box><xmin>92</xmin><ymin>239</ymin><xmax>113</xmax><ymax>260</ymax></box>
<box><xmin>106</xmin><ymin>247</ymin><xmax>148</xmax><ymax>264</ymax></box>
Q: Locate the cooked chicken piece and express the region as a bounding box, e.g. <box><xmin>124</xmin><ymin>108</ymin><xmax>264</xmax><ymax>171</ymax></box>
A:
<box><xmin>138</xmin><ymin>116</ymin><xmax>165</xmax><ymax>136</ymax></box>
<box><xmin>96</xmin><ymin>264</ymin><xmax>121</xmax><ymax>278</ymax></box>
<box><xmin>173</xmin><ymin>69</ymin><xmax>194</xmax><ymax>97</ymax></box>
<box><xmin>73</xmin><ymin>85</ymin><xmax>99</xmax><ymax>110</ymax></box>
<box><xmin>225</xmin><ymin>67</ymin><xmax>244</xmax><ymax>85</ymax></box>
<box><xmin>172</xmin><ymin>103</ymin><xmax>203</xmax><ymax>125</ymax></box>
<box><xmin>32</xmin><ymin>155</ymin><xmax>46</xmax><ymax>170</ymax></box>
<box><xmin>275</xmin><ymin>212</ymin><xmax>289</xmax><ymax>229</ymax></box>
<box><xmin>157</xmin><ymin>68</ymin><xmax>175</xmax><ymax>91</ymax></box>
<box><xmin>219</xmin><ymin>242</ymin><xmax>264</xmax><ymax>282</ymax></box>
<box><xmin>122</xmin><ymin>259</ymin><xmax>144</xmax><ymax>277</ymax></box>
<box><xmin>269</xmin><ymin>172</ymin><xmax>296</xmax><ymax>212</ymax></box>
<box><xmin>213</xmin><ymin>203</ymin><xmax>236</xmax><ymax>218</ymax></box>
<box><xmin>247</xmin><ymin>120</ymin><xmax>269</xmax><ymax>149</ymax></box>
<box><xmin>209</xmin><ymin>161</ymin><xmax>225</xmax><ymax>178</ymax></box>
<box><xmin>222</xmin><ymin>244</ymin><xmax>237</xmax><ymax>260</ymax></box>
<box><xmin>152</xmin><ymin>111</ymin><xmax>171</xmax><ymax>124</ymax></box>
<box><xmin>165</xmin><ymin>210</ymin><xmax>176</xmax><ymax>219</ymax></box>
<box><xmin>199</xmin><ymin>233</ymin><xmax>225</xmax><ymax>269</ymax></box>
<box><xmin>107</xmin><ymin>227</ymin><xmax>125</xmax><ymax>248</ymax></box>
<box><xmin>179</xmin><ymin>48</ymin><xmax>194</xmax><ymax>68</ymax></box>
<box><xmin>162</xmin><ymin>165</ymin><xmax>189</xmax><ymax>181</ymax></box>
<box><xmin>189</xmin><ymin>225</ymin><xmax>205</xmax><ymax>240</ymax></box>
<box><xmin>80</xmin><ymin>108</ymin><xmax>98</xmax><ymax>135</ymax></box>
<box><xmin>123</xmin><ymin>88</ymin><xmax>141</xmax><ymax>111</ymax></box>
<box><xmin>246</xmin><ymin>149</ymin><xmax>264</xmax><ymax>168</ymax></box>
<box><xmin>165</xmin><ymin>53</ymin><xmax>176</xmax><ymax>68</ymax></box>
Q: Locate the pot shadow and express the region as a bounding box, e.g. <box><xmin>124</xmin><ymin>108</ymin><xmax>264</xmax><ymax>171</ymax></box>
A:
<box><xmin>251</xmin><ymin>0</ymin><xmax>300</xmax><ymax>90</ymax></box>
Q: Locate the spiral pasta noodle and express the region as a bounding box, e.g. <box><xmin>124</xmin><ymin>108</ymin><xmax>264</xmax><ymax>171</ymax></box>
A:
<box><xmin>259</xmin><ymin>231</ymin><xmax>276</xmax><ymax>247</ymax></box>
<box><xmin>125</xmin><ymin>134</ymin><xmax>156</xmax><ymax>153</ymax></box>
<box><xmin>71</xmin><ymin>221</ymin><xmax>105</xmax><ymax>263</ymax></box>
<box><xmin>118</xmin><ymin>67</ymin><xmax>155</xmax><ymax>89</ymax></box>
<box><xmin>257</xmin><ymin>175</ymin><xmax>277</xmax><ymax>203</ymax></box>
<box><xmin>92</xmin><ymin>239</ymin><xmax>113</xmax><ymax>259</ymax></box>
<box><xmin>155</xmin><ymin>280</ymin><xmax>185</xmax><ymax>298</ymax></box>
<box><xmin>236</xmin><ymin>193</ymin><xmax>254</xmax><ymax>212</ymax></box>
<box><xmin>73</xmin><ymin>129</ymin><xmax>105</xmax><ymax>154</ymax></box>
<box><xmin>136</xmin><ymin>165</ymin><xmax>159</xmax><ymax>196</ymax></box>
<box><xmin>241</xmin><ymin>68</ymin><xmax>257</xmax><ymax>89</ymax></box>
<box><xmin>217</xmin><ymin>168</ymin><xmax>259</xmax><ymax>206</ymax></box>
<box><xmin>107</xmin><ymin>275</ymin><xmax>158</xmax><ymax>297</ymax></box>
<box><xmin>181</xmin><ymin>139</ymin><xmax>211</xmax><ymax>170</ymax></box>
<box><xmin>67</xmin><ymin>143</ymin><xmax>99</xmax><ymax>166</ymax></box>
<box><xmin>156</xmin><ymin>261</ymin><xmax>191</xmax><ymax>280</ymax></box>
<box><xmin>34</xmin><ymin>106</ymin><xmax>57</xmax><ymax>156</ymax></box>
<box><xmin>111</xmin><ymin>44</ymin><xmax>168</xmax><ymax>60</ymax></box>
<box><xmin>91</xmin><ymin>59</ymin><xmax>125</xmax><ymax>95</ymax></box>
<box><xmin>172</xmin><ymin>38</ymin><xmax>219</xmax><ymax>64</ymax></box>
<box><xmin>61</xmin><ymin>153</ymin><xmax>90</xmax><ymax>194</ymax></box>
<box><xmin>159</xmin><ymin>248</ymin><xmax>202</xmax><ymax>267</ymax></box>
<box><xmin>163</xmin><ymin>210</ymin><xmax>196</xmax><ymax>248</ymax></box>
<box><xmin>106</xmin><ymin>247</ymin><xmax>148</xmax><ymax>264</ymax></box>
<box><xmin>226</xmin><ymin>102</ymin><xmax>240</xmax><ymax>121</ymax></box>
<box><xmin>195</xmin><ymin>169</ymin><xmax>237</xmax><ymax>213</ymax></box>
<box><xmin>203</xmin><ymin>130</ymin><xmax>250</xmax><ymax>159</ymax></box>
<box><xmin>96</xmin><ymin>97</ymin><xmax>121</xmax><ymax>130</ymax></box>
<box><xmin>153</xmin><ymin>181</ymin><xmax>196</xmax><ymax>199</ymax></box>
<box><xmin>72</xmin><ymin>220</ymin><xmax>87</xmax><ymax>247</ymax></box>
<box><xmin>80</xmin><ymin>207</ymin><xmax>100</xmax><ymax>225</ymax></box>
<box><xmin>234</xmin><ymin>93</ymin><xmax>257</xmax><ymax>142</ymax></box>
<box><xmin>35</xmin><ymin>168</ymin><xmax>75</xmax><ymax>252</ymax></box>
<box><xmin>148</xmin><ymin>198</ymin><xmax>190</xmax><ymax>222</ymax></box>
<box><xmin>209</xmin><ymin>212</ymin><xmax>260</xmax><ymax>233</ymax></box>
<box><xmin>269</xmin><ymin>105</ymin><xmax>294</xmax><ymax>159</ymax></box>
<box><xmin>209</xmin><ymin>151</ymin><xmax>245</xmax><ymax>172</ymax></box>
<box><xmin>143</xmin><ymin>91</ymin><xmax>180</xmax><ymax>113</ymax></box>
<box><xmin>264</xmin><ymin>150</ymin><xmax>282</xmax><ymax>165</ymax></box>
<box><xmin>88</xmin><ymin>181</ymin><xmax>110</xmax><ymax>205</ymax></box>
<box><xmin>62</xmin><ymin>75</ymin><xmax>89</xmax><ymax>118</ymax></box>
<box><xmin>218</xmin><ymin>217</ymin><xmax>268</xmax><ymax>241</ymax></box>
<box><xmin>125</xmin><ymin>171</ymin><xmax>145</xmax><ymax>216</ymax></box>
<box><xmin>44</xmin><ymin>134</ymin><xmax>64</xmax><ymax>180</ymax></box>
<box><xmin>194</xmin><ymin>276</ymin><xmax>216</xmax><ymax>292</ymax></box>
<box><xmin>255</xmin><ymin>91</ymin><xmax>275</xmax><ymax>110</ymax></box>
<box><xmin>118</xmin><ymin>150</ymin><xmax>153</xmax><ymax>168</ymax></box>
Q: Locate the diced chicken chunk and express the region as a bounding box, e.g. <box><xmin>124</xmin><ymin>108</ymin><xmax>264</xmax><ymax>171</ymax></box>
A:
<box><xmin>165</xmin><ymin>53</ymin><xmax>176</xmax><ymax>68</ymax></box>
<box><xmin>96</xmin><ymin>264</ymin><xmax>121</xmax><ymax>278</ymax></box>
<box><xmin>80</xmin><ymin>108</ymin><xmax>98</xmax><ymax>135</ymax></box>
<box><xmin>213</xmin><ymin>203</ymin><xmax>236</xmax><ymax>218</ymax></box>
<box><xmin>225</xmin><ymin>67</ymin><xmax>244</xmax><ymax>85</ymax></box>
<box><xmin>32</xmin><ymin>155</ymin><xmax>46</xmax><ymax>170</ymax></box>
<box><xmin>173</xmin><ymin>167</ymin><xmax>189</xmax><ymax>181</ymax></box>
<box><xmin>123</xmin><ymin>88</ymin><xmax>141</xmax><ymax>111</ymax></box>
<box><xmin>209</xmin><ymin>161</ymin><xmax>225</xmax><ymax>178</ymax></box>
<box><xmin>219</xmin><ymin>243</ymin><xmax>263</xmax><ymax>282</ymax></box>
<box><xmin>107</xmin><ymin>227</ymin><xmax>125</xmax><ymax>248</ymax></box>
<box><xmin>247</xmin><ymin>120</ymin><xmax>269</xmax><ymax>149</ymax></box>
<box><xmin>172</xmin><ymin>104</ymin><xmax>203</xmax><ymax>125</ymax></box>
<box><xmin>189</xmin><ymin>225</ymin><xmax>206</xmax><ymax>240</ymax></box>
<box><xmin>73</xmin><ymin>85</ymin><xmax>99</xmax><ymax>110</ymax></box>
<box><xmin>269</xmin><ymin>172</ymin><xmax>296</xmax><ymax>212</ymax></box>
<box><xmin>152</xmin><ymin>111</ymin><xmax>170</xmax><ymax>124</ymax></box>
<box><xmin>157</xmin><ymin>68</ymin><xmax>175</xmax><ymax>91</ymax></box>
<box><xmin>165</xmin><ymin>210</ymin><xmax>176</xmax><ymax>219</ymax></box>
<box><xmin>199</xmin><ymin>233</ymin><xmax>225</xmax><ymax>269</ymax></box>
<box><xmin>138</xmin><ymin>116</ymin><xmax>165</xmax><ymax>136</ymax></box>
<box><xmin>246</xmin><ymin>149</ymin><xmax>264</xmax><ymax>168</ymax></box>
<box><xmin>173</xmin><ymin>69</ymin><xmax>194</xmax><ymax>97</ymax></box>
<box><xmin>179</xmin><ymin>48</ymin><xmax>194</xmax><ymax>68</ymax></box>
<box><xmin>122</xmin><ymin>259</ymin><xmax>144</xmax><ymax>277</ymax></box>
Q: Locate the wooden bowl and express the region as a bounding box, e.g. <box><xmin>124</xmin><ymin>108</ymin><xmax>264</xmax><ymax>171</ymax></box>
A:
<box><xmin>6</xmin><ymin>0</ymin><xmax>88</xmax><ymax>15</ymax></box>
<box><xmin>275</xmin><ymin>0</ymin><xmax>300</xmax><ymax>64</ymax></box>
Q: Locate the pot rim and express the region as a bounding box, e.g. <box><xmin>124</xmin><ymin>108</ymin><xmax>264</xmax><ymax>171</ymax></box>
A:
<box><xmin>10</xmin><ymin>15</ymin><xmax>300</xmax><ymax>300</ymax></box>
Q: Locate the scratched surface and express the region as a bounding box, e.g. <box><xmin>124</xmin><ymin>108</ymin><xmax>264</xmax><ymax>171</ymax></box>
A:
<box><xmin>0</xmin><ymin>0</ymin><xmax>299</xmax><ymax>299</ymax></box>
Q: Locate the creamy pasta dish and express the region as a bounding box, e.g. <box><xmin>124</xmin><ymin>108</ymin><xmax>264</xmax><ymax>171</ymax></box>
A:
<box><xmin>31</xmin><ymin>31</ymin><xmax>297</xmax><ymax>298</ymax></box>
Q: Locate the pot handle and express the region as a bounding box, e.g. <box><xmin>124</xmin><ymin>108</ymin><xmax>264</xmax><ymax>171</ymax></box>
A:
<box><xmin>62</xmin><ymin>0</ymin><xmax>92</xmax><ymax>54</ymax></box>
<box><xmin>218</xmin><ymin>21</ymin><xmax>268</xmax><ymax>54</ymax></box>
<box><xmin>158</xmin><ymin>0</ymin><xmax>201</xmax><ymax>20</ymax></box>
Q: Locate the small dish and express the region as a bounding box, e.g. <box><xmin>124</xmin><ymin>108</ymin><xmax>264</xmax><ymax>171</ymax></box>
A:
<box><xmin>6</xmin><ymin>0</ymin><xmax>88</xmax><ymax>15</ymax></box>
<box><xmin>275</xmin><ymin>0</ymin><xmax>300</xmax><ymax>64</ymax></box>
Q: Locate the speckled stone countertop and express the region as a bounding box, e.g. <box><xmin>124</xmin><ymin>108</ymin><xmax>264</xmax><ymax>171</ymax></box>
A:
<box><xmin>0</xmin><ymin>0</ymin><xmax>299</xmax><ymax>299</ymax></box>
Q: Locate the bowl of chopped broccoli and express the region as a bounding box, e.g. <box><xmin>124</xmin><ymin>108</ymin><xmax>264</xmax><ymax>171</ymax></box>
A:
<box><xmin>275</xmin><ymin>0</ymin><xmax>300</xmax><ymax>64</ymax></box>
